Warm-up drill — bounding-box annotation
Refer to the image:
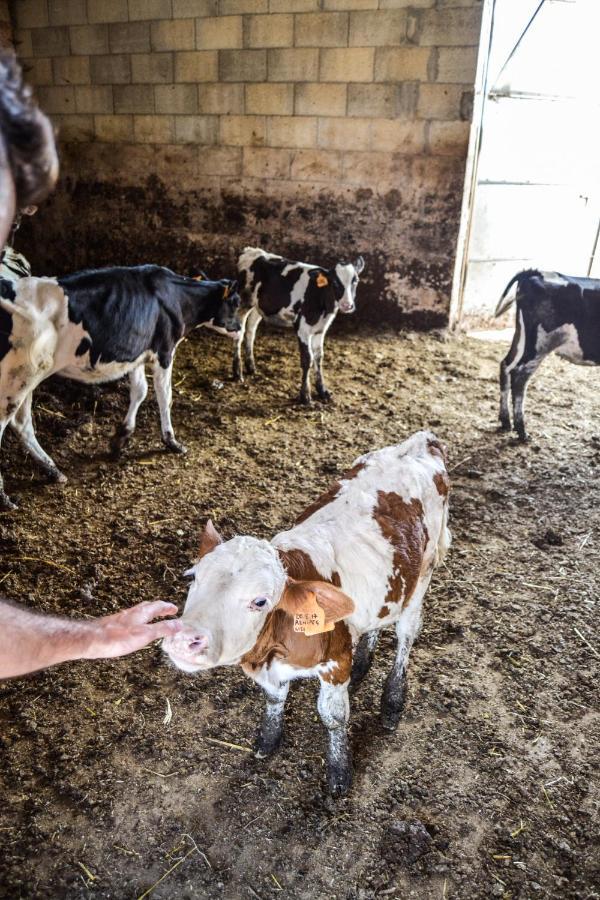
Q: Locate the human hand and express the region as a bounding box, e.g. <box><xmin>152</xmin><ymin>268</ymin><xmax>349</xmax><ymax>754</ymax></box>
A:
<box><xmin>82</xmin><ymin>601</ymin><xmax>182</xmax><ymax>660</ymax></box>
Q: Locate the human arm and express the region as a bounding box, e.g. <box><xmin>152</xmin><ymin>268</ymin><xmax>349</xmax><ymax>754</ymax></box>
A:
<box><xmin>0</xmin><ymin>599</ymin><xmax>182</xmax><ymax>679</ymax></box>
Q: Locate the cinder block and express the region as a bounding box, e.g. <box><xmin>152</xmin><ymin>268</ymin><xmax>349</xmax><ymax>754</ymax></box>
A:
<box><xmin>268</xmin><ymin>48</ymin><xmax>318</xmax><ymax>82</ymax></box>
<box><xmin>14</xmin><ymin>1</ymin><xmax>49</xmax><ymax>30</ymax></box>
<box><xmin>418</xmin><ymin>7</ymin><xmax>482</xmax><ymax>47</ymax></box>
<box><xmin>21</xmin><ymin>57</ymin><xmax>52</xmax><ymax>86</ymax></box>
<box><xmin>269</xmin><ymin>0</ymin><xmax>318</xmax><ymax>11</ymax></box>
<box><xmin>245</xmin><ymin>82</ymin><xmax>293</xmax><ymax>115</ymax></box>
<box><xmin>90</xmin><ymin>53</ymin><xmax>130</xmax><ymax>83</ymax></box>
<box><xmin>53</xmin><ymin>55</ymin><xmax>91</xmax><ymax>84</ymax></box>
<box><xmin>323</xmin><ymin>0</ymin><xmax>376</xmax><ymax>8</ymax></box>
<box><xmin>371</xmin><ymin>118</ymin><xmax>425</xmax><ymax>153</ymax></box>
<box><xmin>196</xmin><ymin>16</ymin><xmax>243</xmax><ymax>50</ymax></box>
<box><xmin>155</xmin><ymin>83</ymin><xmax>198</xmax><ymax>114</ymax></box>
<box><xmin>198</xmin><ymin>82</ymin><xmax>244</xmax><ymax>114</ymax></box>
<box><xmin>35</xmin><ymin>84</ymin><xmax>75</xmax><ymax>113</ymax></box>
<box><xmin>53</xmin><ymin>113</ymin><xmax>93</xmax><ymax>141</ymax></box>
<box><xmin>175</xmin><ymin>50</ymin><xmax>218</xmax><ymax>81</ymax></box>
<box><xmin>294</xmin><ymin>12</ymin><xmax>348</xmax><ymax>48</ymax></box>
<box><xmin>243</xmin><ymin>147</ymin><xmax>291</xmax><ymax>178</ymax></box>
<box><xmin>131</xmin><ymin>52</ymin><xmax>174</xmax><ymax>83</ymax></box>
<box><xmin>295</xmin><ymin>82</ymin><xmax>346</xmax><ymax>116</ymax></box>
<box><xmin>318</xmin><ymin>115</ymin><xmax>370</xmax><ymax>151</ymax></box>
<box><xmin>340</xmin><ymin>150</ymin><xmax>400</xmax><ymax>185</ymax></box>
<box><xmin>347</xmin><ymin>84</ymin><xmax>402</xmax><ymax>118</ymax></box>
<box><xmin>152</xmin><ymin>19</ymin><xmax>195</xmax><ymax>51</ymax></box>
<box><xmin>220</xmin><ymin>49</ymin><xmax>266</xmax><ymax>81</ymax></box>
<box><xmin>128</xmin><ymin>0</ymin><xmax>172</xmax><ymax>19</ymax></box>
<box><xmin>87</xmin><ymin>0</ymin><xmax>128</xmax><ymax>23</ymax></box>
<box><xmin>417</xmin><ymin>82</ymin><xmax>464</xmax><ymax>120</ymax></box>
<box><xmin>174</xmin><ymin>114</ymin><xmax>218</xmax><ymax>143</ymax></box>
<box><xmin>290</xmin><ymin>148</ymin><xmax>341</xmax><ymax>181</ymax></box>
<box><xmin>246</xmin><ymin>14</ymin><xmax>293</xmax><ymax>48</ymax></box>
<box><xmin>349</xmin><ymin>10</ymin><xmax>407</xmax><ymax>46</ymax></box>
<box><xmin>14</xmin><ymin>29</ymin><xmax>34</xmax><ymax>58</ymax></box>
<box><xmin>133</xmin><ymin>114</ymin><xmax>175</xmax><ymax>143</ymax></box>
<box><xmin>109</xmin><ymin>21</ymin><xmax>150</xmax><ymax>54</ymax></box>
<box><xmin>435</xmin><ymin>46</ymin><xmax>478</xmax><ymax>83</ymax></box>
<box><xmin>428</xmin><ymin>120</ymin><xmax>470</xmax><ymax>156</ymax></box>
<box><xmin>173</xmin><ymin>0</ymin><xmax>218</xmax><ymax>16</ymax></box>
<box><xmin>197</xmin><ymin>146</ymin><xmax>242</xmax><ymax>176</ymax></box>
<box><xmin>114</xmin><ymin>83</ymin><xmax>154</xmax><ymax>113</ymax></box>
<box><xmin>220</xmin><ymin>114</ymin><xmax>266</xmax><ymax>146</ymax></box>
<box><xmin>75</xmin><ymin>84</ymin><xmax>113</xmax><ymax>113</ymax></box>
<box><xmin>48</xmin><ymin>0</ymin><xmax>87</xmax><ymax>26</ymax></box>
<box><xmin>267</xmin><ymin>115</ymin><xmax>316</xmax><ymax>148</ymax></box>
<box><xmin>379</xmin><ymin>0</ymin><xmax>433</xmax><ymax>7</ymax></box>
<box><xmin>69</xmin><ymin>24</ymin><xmax>109</xmax><ymax>54</ymax></box>
<box><xmin>374</xmin><ymin>46</ymin><xmax>430</xmax><ymax>82</ymax></box>
<box><xmin>220</xmin><ymin>0</ymin><xmax>266</xmax><ymax>12</ymax></box>
<box><xmin>94</xmin><ymin>113</ymin><xmax>134</xmax><ymax>141</ymax></box>
<box><xmin>319</xmin><ymin>47</ymin><xmax>373</xmax><ymax>82</ymax></box>
<box><xmin>31</xmin><ymin>26</ymin><xmax>71</xmax><ymax>56</ymax></box>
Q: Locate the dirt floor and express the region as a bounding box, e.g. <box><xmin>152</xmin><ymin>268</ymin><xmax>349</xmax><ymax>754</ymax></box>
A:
<box><xmin>0</xmin><ymin>325</ymin><xmax>598</xmax><ymax>900</ymax></box>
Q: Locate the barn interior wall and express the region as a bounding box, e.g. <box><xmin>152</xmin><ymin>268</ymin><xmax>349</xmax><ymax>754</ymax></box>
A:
<box><xmin>10</xmin><ymin>0</ymin><xmax>482</xmax><ymax>327</ymax></box>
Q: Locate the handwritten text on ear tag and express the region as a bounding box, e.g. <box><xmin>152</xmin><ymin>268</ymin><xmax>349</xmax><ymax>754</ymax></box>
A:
<box><xmin>316</xmin><ymin>273</ymin><xmax>329</xmax><ymax>288</ymax></box>
<box><xmin>293</xmin><ymin>591</ymin><xmax>334</xmax><ymax>636</ymax></box>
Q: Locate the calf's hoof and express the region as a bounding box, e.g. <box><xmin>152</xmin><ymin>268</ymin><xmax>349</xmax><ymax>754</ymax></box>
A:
<box><xmin>110</xmin><ymin>425</ymin><xmax>132</xmax><ymax>457</ymax></box>
<box><xmin>0</xmin><ymin>490</ymin><xmax>17</xmax><ymax>511</ymax></box>
<box><xmin>327</xmin><ymin>761</ymin><xmax>352</xmax><ymax>798</ymax></box>
<box><xmin>245</xmin><ymin>361</ymin><xmax>256</xmax><ymax>376</ymax></box>
<box><xmin>515</xmin><ymin>429</ymin><xmax>529</xmax><ymax>444</ymax></box>
<box><xmin>47</xmin><ymin>467</ymin><xmax>67</xmax><ymax>485</ymax></box>
<box><xmin>163</xmin><ymin>435</ymin><xmax>188</xmax><ymax>455</ymax></box>
<box><xmin>299</xmin><ymin>392</ymin><xmax>312</xmax><ymax>406</ymax></box>
<box><xmin>254</xmin><ymin>730</ymin><xmax>283</xmax><ymax>760</ymax></box>
<box><xmin>317</xmin><ymin>388</ymin><xmax>332</xmax><ymax>403</ymax></box>
<box><xmin>381</xmin><ymin>674</ymin><xmax>407</xmax><ymax>731</ymax></box>
<box><xmin>498</xmin><ymin>417</ymin><xmax>511</xmax><ymax>432</ymax></box>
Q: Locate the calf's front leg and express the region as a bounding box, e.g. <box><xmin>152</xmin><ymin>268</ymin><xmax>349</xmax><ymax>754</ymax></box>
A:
<box><xmin>311</xmin><ymin>332</ymin><xmax>331</xmax><ymax>402</ymax></box>
<box><xmin>152</xmin><ymin>358</ymin><xmax>186</xmax><ymax>454</ymax></box>
<box><xmin>11</xmin><ymin>392</ymin><xmax>66</xmax><ymax>483</ymax></box>
<box><xmin>111</xmin><ymin>365</ymin><xmax>148</xmax><ymax>456</ymax></box>
<box><xmin>255</xmin><ymin>680</ymin><xmax>289</xmax><ymax>759</ymax></box>
<box><xmin>297</xmin><ymin>334</ymin><xmax>313</xmax><ymax>405</ymax></box>
<box><xmin>0</xmin><ymin>419</ymin><xmax>16</xmax><ymax>510</ymax></box>
<box><xmin>317</xmin><ymin>677</ymin><xmax>352</xmax><ymax>797</ymax></box>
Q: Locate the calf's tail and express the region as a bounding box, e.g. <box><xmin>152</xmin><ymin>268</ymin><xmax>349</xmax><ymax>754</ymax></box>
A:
<box><xmin>494</xmin><ymin>269</ymin><xmax>542</xmax><ymax>317</ymax></box>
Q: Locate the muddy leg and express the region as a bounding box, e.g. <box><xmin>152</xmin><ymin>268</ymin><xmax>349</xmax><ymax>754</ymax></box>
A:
<box><xmin>312</xmin><ymin>331</ymin><xmax>331</xmax><ymax>402</ymax></box>
<box><xmin>317</xmin><ymin>678</ymin><xmax>352</xmax><ymax>797</ymax></box>
<box><xmin>110</xmin><ymin>365</ymin><xmax>148</xmax><ymax>456</ymax></box>
<box><xmin>232</xmin><ymin>308</ymin><xmax>252</xmax><ymax>382</ymax></box>
<box><xmin>297</xmin><ymin>335</ymin><xmax>313</xmax><ymax>405</ymax></box>
<box><xmin>499</xmin><ymin>313</ymin><xmax>525</xmax><ymax>431</ymax></box>
<box><xmin>0</xmin><ymin>418</ymin><xmax>16</xmax><ymax>510</ymax></box>
<box><xmin>152</xmin><ymin>359</ymin><xmax>187</xmax><ymax>454</ymax></box>
<box><xmin>381</xmin><ymin>610</ymin><xmax>420</xmax><ymax>731</ymax></box>
<box><xmin>243</xmin><ymin>307</ymin><xmax>262</xmax><ymax>377</ymax></box>
<box><xmin>10</xmin><ymin>392</ymin><xmax>66</xmax><ymax>483</ymax></box>
<box><xmin>511</xmin><ymin>360</ymin><xmax>541</xmax><ymax>443</ymax></box>
<box><xmin>350</xmin><ymin>630</ymin><xmax>379</xmax><ymax>691</ymax></box>
<box><xmin>255</xmin><ymin>680</ymin><xmax>289</xmax><ymax>759</ymax></box>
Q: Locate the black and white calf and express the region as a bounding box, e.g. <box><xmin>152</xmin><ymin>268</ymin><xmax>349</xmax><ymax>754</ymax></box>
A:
<box><xmin>235</xmin><ymin>247</ymin><xmax>365</xmax><ymax>404</ymax></box>
<box><xmin>0</xmin><ymin>265</ymin><xmax>241</xmax><ymax>508</ymax></box>
<box><xmin>496</xmin><ymin>269</ymin><xmax>600</xmax><ymax>441</ymax></box>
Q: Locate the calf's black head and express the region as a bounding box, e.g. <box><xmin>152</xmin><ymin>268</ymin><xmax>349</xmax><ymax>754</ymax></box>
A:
<box><xmin>202</xmin><ymin>279</ymin><xmax>242</xmax><ymax>337</ymax></box>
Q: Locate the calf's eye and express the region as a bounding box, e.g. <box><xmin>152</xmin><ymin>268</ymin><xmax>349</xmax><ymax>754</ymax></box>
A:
<box><xmin>250</xmin><ymin>596</ymin><xmax>269</xmax><ymax>610</ymax></box>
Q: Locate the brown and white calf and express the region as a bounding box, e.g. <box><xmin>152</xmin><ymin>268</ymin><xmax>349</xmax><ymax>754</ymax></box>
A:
<box><xmin>234</xmin><ymin>247</ymin><xmax>364</xmax><ymax>404</ymax></box>
<box><xmin>163</xmin><ymin>430</ymin><xmax>450</xmax><ymax>795</ymax></box>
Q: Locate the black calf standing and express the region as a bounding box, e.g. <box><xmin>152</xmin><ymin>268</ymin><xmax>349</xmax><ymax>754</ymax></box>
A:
<box><xmin>495</xmin><ymin>269</ymin><xmax>600</xmax><ymax>441</ymax></box>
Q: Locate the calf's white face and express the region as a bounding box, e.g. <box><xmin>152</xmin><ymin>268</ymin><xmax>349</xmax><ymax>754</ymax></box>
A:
<box><xmin>335</xmin><ymin>257</ymin><xmax>364</xmax><ymax>314</ymax></box>
<box><xmin>162</xmin><ymin>524</ymin><xmax>286</xmax><ymax>673</ymax></box>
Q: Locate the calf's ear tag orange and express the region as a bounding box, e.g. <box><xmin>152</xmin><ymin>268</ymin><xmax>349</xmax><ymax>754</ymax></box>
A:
<box><xmin>316</xmin><ymin>273</ymin><xmax>328</xmax><ymax>288</ymax></box>
<box><xmin>223</xmin><ymin>283</ymin><xmax>231</xmax><ymax>298</ymax></box>
<box><xmin>293</xmin><ymin>591</ymin><xmax>334</xmax><ymax>636</ymax></box>
<box><xmin>193</xmin><ymin>274</ymin><xmax>204</xmax><ymax>281</ymax></box>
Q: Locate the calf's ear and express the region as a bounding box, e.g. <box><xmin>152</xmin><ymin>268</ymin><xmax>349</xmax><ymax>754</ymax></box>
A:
<box><xmin>223</xmin><ymin>279</ymin><xmax>238</xmax><ymax>299</ymax></box>
<box><xmin>354</xmin><ymin>255</ymin><xmax>365</xmax><ymax>274</ymax></box>
<box><xmin>278</xmin><ymin>579</ymin><xmax>354</xmax><ymax>624</ymax></box>
<box><xmin>198</xmin><ymin>519</ymin><xmax>223</xmax><ymax>559</ymax></box>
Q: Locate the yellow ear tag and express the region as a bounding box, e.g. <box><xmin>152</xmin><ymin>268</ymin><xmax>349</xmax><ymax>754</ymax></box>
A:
<box><xmin>223</xmin><ymin>284</ymin><xmax>231</xmax><ymax>298</ymax></box>
<box><xmin>316</xmin><ymin>273</ymin><xmax>328</xmax><ymax>288</ymax></box>
<box><xmin>293</xmin><ymin>591</ymin><xmax>335</xmax><ymax>636</ymax></box>
<box><xmin>193</xmin><ymin>274</ymin><xmax>203</xmax><ymax>281</ymax></box>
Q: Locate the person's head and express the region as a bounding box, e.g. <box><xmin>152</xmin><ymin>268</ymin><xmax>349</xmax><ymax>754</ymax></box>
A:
<box><xmin>0</xmin><ymin>51</ymin><xmax>58</xmax><ymax>246</ymax></box>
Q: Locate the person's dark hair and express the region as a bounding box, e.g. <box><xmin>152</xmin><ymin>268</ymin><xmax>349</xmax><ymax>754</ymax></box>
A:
<box><xmin>0</xmin><ymin>50</ymin><xmax>58</xmax><ymax>207</ymax></box>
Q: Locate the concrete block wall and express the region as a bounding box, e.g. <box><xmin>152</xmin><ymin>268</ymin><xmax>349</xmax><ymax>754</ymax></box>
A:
<box><xmin>11</xmin><ymin>0</ymin><xmax>483</xmax><ymax>326</ymax></box>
